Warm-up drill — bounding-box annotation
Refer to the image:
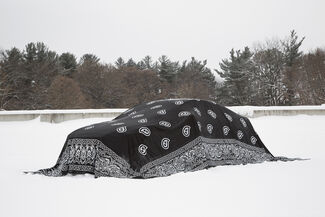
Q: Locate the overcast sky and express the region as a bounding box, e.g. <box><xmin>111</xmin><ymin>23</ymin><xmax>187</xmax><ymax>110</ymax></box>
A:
<box><xmin>1</xmin><ymin>0</ymin><xmax>324</xmax><ymax>71</ymax></box>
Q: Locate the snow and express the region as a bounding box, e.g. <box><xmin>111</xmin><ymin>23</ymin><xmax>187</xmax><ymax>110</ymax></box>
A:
<box><xmin>230</xmin><ymin>104</ymin><xmax>325</xmax><ymax>117</ymax></box>
<box><xmin>0</xmin><ymin>108</ymin><xmax>127</xmax><ymax>115</ymax></box>
<box><xmin>0</xmin><ymin>114</ymin><xmax>325</xmax><ymax>217</ymax></box>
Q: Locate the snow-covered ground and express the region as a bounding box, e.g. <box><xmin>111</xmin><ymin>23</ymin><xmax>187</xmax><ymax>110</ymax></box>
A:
<box><xmin>0</xmin><ymin>114</ymin><xmax>324</xmax><ymax>217</ymax></box>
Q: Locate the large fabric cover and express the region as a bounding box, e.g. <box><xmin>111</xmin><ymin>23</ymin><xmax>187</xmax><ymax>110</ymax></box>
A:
<box><xmin>35</xmin><ymin>99</ymin><xmax>284</xmax><ymax>178</ymax></box>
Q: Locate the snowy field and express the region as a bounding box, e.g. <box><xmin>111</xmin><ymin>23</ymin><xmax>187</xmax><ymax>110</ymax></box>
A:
<box><xmin>0</xmin><ymin>114</ymin><xmax>325</xmax><ymax>217</ymax></box>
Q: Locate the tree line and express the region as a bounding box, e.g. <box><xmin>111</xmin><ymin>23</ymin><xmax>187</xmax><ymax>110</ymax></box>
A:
<box><xmin>0</xmin><ymin>30</ymin><xmax>324</xmax><ymax>110</ymax></box>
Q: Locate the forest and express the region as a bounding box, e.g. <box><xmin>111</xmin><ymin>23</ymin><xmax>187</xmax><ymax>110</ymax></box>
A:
<box><xmin>0</xmin><ymin>30</ymin><xmax>324</xmax><ymax>110</ymax></box>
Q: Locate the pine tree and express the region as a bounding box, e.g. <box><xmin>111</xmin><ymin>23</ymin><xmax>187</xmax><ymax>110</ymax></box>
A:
<box><xmin>157</xmin><ymin>55</ymin><xmax>179</xmax><ymax>83</ymax></box>
<box><xmin>137</xmin><ymin>56</ymin><xmax>153</xmax><ymax>70</ymax></box>
<box><xmin>0</xmin><ymin>47</ymin><xmax>25</xmax><ymax>109</ymax></box>
<box><xmin>126</xmin><ymin>58</ymin><xmax>137</xmax><ymax>68</ymax></box>
<box><xmin>80</xmin><ymin>54</ymin><xmax>100</xmax><ymax>65</ymax></box>
<box><xmin>59</xmin><ymin>52</ymin><xmax>77</xmax><ymax>77</ymax></box>
<box><xmin>177</xmin><ymin>57</ymin><xmax>217</xmax><ymax>100</ymax></box>
<box><xmin>282</xmin><ymin>30</ymin><xmax>305</xmax><ymax>105</ymax></box>
<box><xmin>216</xmin><ymin>47</ymin><xmax>254</xmax><ymax>105</ymax></box>
<box><xmin>115</xmin><ymin>57</ymin><xmax>125</xmax><ymax>69</ymax></box>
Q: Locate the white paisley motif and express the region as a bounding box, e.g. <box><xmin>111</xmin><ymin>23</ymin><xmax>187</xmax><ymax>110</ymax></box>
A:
<box><xmin>178</xmin><ymin>111</ymin><xmax>191</xmax><ymax>117</ymax></box>
<box><xmin>138</xmin><ymin>118</ymin><xmax>147</xmax><ymax>123</ymax></box>
<box><xmin>116</xmin><ymin>126</ymin><xmax>127</xmax><ymax>133</ymax></box>
<box><xmin>207</xmin><ymin>124</ymin><xmax>213</xmax><ymax>134</ymax></box>
<box><xmin>139</xmin><ymin>127</ymin><xmax>151</xmax><ymax>136</ymax></box>
<box><xmin>157</xmin><ymin>109</ymin><xmax>166</xmax><ymax>115</ymax></box>
<box><xmin>240</xmin><ymin>118</ymin><xmax>247</xmax><ymax>127</ymax></box>
<box><xmin>36</xmin><ymin>137</ymin><xmax>275</xmax><ymax>178</ymax></box>
<box><xmin>193</xmin><ymin>107</ymin><xmax>201</xmax><ymax>116</ymax></box>
<box><xmin>138</xmin><ymin>144</ymin><xmax>148</xmax><ymax>156</ymax></box>
<box><xmin>122</xmin><ymin>107</ymin><xmax>134</xmax><ymax>114</ymax></box>
<box><xmin>237</xmin><ymin>130</ymin><xmax>244</xmax><ymax>139</ymax></box>
<box><xmin>132</xmin><ymin>114</ymin><xmax>144</xmax><ymax>119</ymax></box>
<box><xmin>84</xmin><ymin>125</ymin><xmax>94</xmax><ymax>130</ymax></box>
<box><xmin>197</xmin><ymin>121</ymin><xmax>202</xmax><ymax>132</ymax></box>
<box><xmin>128</xmin><ymin>111</ymin><xmax>137</xmax><ymax>116</ymax></box>
<box><xmin>224</xmin><ymin>113</ymin><xmax>233</xmax><ymax>122</ymax></box>
<box><xmin>182</xmin><ymin>125</ymin><xmax>191</xmax><ymax>137</ymax></box>
<box><xmin>150</xmin><ymin>105</ymin><xmax>162</xmax><ymax>110</ymax></box>
<box><xmin>207</xmin><ymin>110</ymin><xmax>217</xmax><ymax>119</ymax></box>
<box><xmin>251</xmin><ymin>136</ymin><xmax>257</xmax><ymax>145</ymax></box>
<box><xmin>146</xmin><ymin>101</ymin><xmax>156</xmax><ymax>105</ymax></box>
<box><xmin>159</xmin><ymin>121</ymin><xmax>171</xmax><ymax>128</ymax></box>
<box><xmin>161</xmin><ymin>138</ymin><xmax>170</xmax><ymax>150</ymax></box>
<box><xmin>175</xmin><ymin>100</ymin><xmax>184</xmax><ymax>105</ymax></box>
<box><xmin>111</xmin><ymin>122</ymin><xmax>124</xmax><ymax>126</ymax></box>
<box><xmin>223</xmin><ymin>126</ymin><xmax>230</xmax><ymax>135</ymax></box>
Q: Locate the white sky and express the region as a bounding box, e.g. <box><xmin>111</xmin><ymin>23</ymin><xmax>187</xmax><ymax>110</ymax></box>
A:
<box><xmin>0</xmin><ymin>0</ymin><xmax>324</xmax><ymax>71</ymax></box>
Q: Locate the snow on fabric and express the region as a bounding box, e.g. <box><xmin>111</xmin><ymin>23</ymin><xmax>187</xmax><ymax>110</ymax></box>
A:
<box><xmin>33</xmin><ymin>99</ymin><xmax>294</xmax><ymax>178</ymax></box>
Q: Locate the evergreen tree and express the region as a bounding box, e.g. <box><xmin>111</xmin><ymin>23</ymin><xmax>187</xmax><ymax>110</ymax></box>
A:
<box><xmin>181</xmin><ymin>57</ymin><xmax>216</xmax><ymax>89</ymax></box>
<box><xmin>177</xmin><ymin>57</ymin><xmax>217</xmax><ymax>100</ymax></box>
<box><xmin>157</xmin><ymin>55</ymin><xmax>179</xmax><ymax>83</ymax></box>
<box><xmin>1</xmin><ymin>42</ymin><xmax>60</xmax><ymax>109</ymax></box>
<box><xmin>216</xmin><ymin>47</ymin><xmax>254</xmax><ymax>105</ymax></box>
<box><xmin>0</xmin><ymin>47</ymin><xmax>25</xmax><ymax>109</ymax></box>
<box><xmin>59</xmin><ymin>52</ymin><xmax>77</xmax><ymax>77</ymax></box>
<box><xmin>80</xmin><ymin>54</ymin><xmax>100</xmax><ymax>65</ymax></box>
<box><xmin>282</xmin><ymin>30</ymin><xmax>305</xmax><ymax>105</ymax></box>
<box><xmin>115</xmin><ymin>57</ymin><xmax>125</xmax><ymax>69</ymax></box>
<box><xmin>126</xmin><ymin>58</ymin><xmax>137</xmax><ymax>68</ymax></box>
<box><xmin>137</xmin><ymin>55</ymin><xmax>153</xmax><ymax>70</ymax></box>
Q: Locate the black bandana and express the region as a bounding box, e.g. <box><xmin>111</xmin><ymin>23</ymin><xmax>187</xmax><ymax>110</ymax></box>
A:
<box><xmin>33</xmin><ymin>99</ymin><xmax>297</xmax><ymax>178</ymax></box>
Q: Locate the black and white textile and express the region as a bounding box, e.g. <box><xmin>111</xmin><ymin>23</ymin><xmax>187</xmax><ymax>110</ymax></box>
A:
<box><xmin>34</xmin><ymin>99</ymin><xmax>295</xmax><ymax>178</ymax></box>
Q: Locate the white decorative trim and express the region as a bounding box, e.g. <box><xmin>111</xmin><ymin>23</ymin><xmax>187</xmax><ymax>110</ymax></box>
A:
<box><xmin>34</xmin><ymin>136</ymin><xmax>281</xmax><ymax>178</ymax></box>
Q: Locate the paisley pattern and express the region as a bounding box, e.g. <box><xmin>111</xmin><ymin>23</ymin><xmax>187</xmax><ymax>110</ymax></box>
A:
<box><xmin>237</xmin><ymin>130</ymin><xmax>244</xmax><ymax>140</ymax></box>
<box><xmin>207</xmin><ymin>110</ymin><xmax>217</xmax><ymax>119</ymax></box>
<box><xmin>143</xmin><ymin>141</ymin><xmax>274</xmax><ymax>178</ymax></box>
<box><xmin>36</xmin><ymin>137</ymin><xmax>276</xmax><ymax>178</ymax></box>
<box><xmin>34</xmin><ymin>98</ymin><xmax>295</xmax><ymax>179</ymax></box>
<box><xmin>161</xmin><ymin>138</ymin><xmax>170</xmax><ymax>150</ymax></box>
<box><xmin>159</xmin><ymin>121</ymin><xmax>171</xmax><ymax>128</ymax></box>
<box><xmin>223</xmin><ymin>126</ymin><xmax>230</xmax><ymax>135</ymax></box>
<box><xmin>240</xmin><ymin>118</ymin><xmax>247</xmax><ymax>127</ymax></box>
<box><xmin>139</xmin><ymin>127</ymin><xmax>151</xmax><ymax>136</ymax></box>
<box><xmin>193</xmin><ymin>107</ymin><xmax>201</xmax><ymax>116</ymax></box>
<box><xmin>182</xmin><ymin>125</ymin><xmax>191</xmax><ymax>137</ymax></box>
<box><xmin>178</xmin><ymin>111</ymin><xmax>191</xmax><ymax>117</ymax></box>
<box><xmin>116</xmin><ymin>126</ymin><xmax>127</xmax><ymax>133</ymax></box>
<box><xmin>207</xmin><ymin>124</ymin><xmax>213</xmax><ymax>134</ymax></box>
<box><xmin>138</xmin><ymin>144</ymin><xmax>148</xmax><ymax>156</ymax></box>
<box><xmin>157</xmin><ymin>109</ymin><xmax>166</xmax><ymax>115</ymax></box>
<box><xmin>138</xmin><ymin>118</ymin><xmax>147</xmax><ymax>123</ymax></box>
